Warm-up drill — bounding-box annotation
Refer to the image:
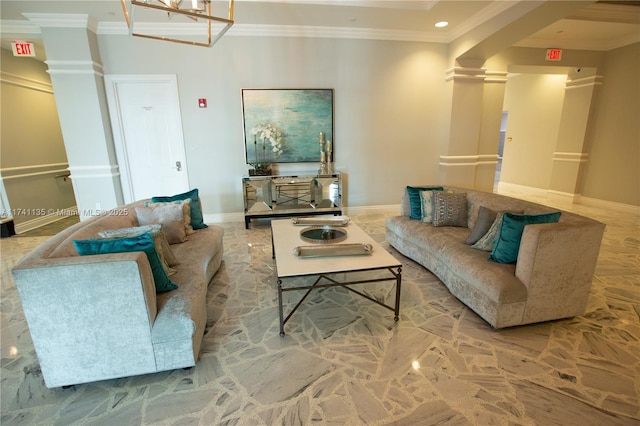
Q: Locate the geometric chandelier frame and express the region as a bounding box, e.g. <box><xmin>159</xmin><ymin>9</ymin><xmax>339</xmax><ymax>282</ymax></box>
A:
<box><xmin>120</xmin><ymin>0</ymin><xmax>234</xmax><ymax>47</ymax></box>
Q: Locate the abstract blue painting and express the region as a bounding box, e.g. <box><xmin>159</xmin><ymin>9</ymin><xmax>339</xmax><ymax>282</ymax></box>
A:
<box><xmin>242</xmin><ymin>89</ymin><xmax>334</xmax><ymax>164</ymax></box>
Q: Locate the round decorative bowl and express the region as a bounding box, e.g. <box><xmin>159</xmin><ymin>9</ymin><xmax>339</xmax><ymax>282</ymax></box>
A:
<box><xmin>299</xmin><ymin>226</ymin><xmax>348</xmax><ymax>244</ymax></box>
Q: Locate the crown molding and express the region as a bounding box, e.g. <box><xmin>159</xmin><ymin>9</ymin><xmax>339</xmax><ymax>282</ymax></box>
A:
<box><xmin>227</xmin><ymin>24</ymin><xmax>449</xmax><ymax>42</ymax></box>
<box><xmin>0</xmin><ymin>20</ymin><xmax>41</xmax><ymax>35</ymax></box>
<box><xmin>22</xmin><ymin>13</ymin><xmax>99</xmax><ymax>33</ymax></box>
<box><xmin>7</xmin><ymin>17</ymin><xmax>451</xmax><ymax>43</ymax></box>
<box><xmin>98</xmin><ymin>21</ymin><xmax>450</xmax><ymax>43</ymax></box>
<box><xmin>514</xmin><ymin>31</ymin><xmax>640</xmax><ymax>51</ymax></box>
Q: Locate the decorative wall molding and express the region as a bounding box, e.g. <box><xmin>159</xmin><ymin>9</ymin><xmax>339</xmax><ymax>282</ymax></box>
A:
<box><xmin>1</xmin><ymin>163</ymin><xmax>69</xmax><ymax>180</ymax></box>
<box><xmin>68</xmin><ymin>165</ymin><xmax>120</xmax><ymax>180</ymax></box>
<box><xmin>552</xmin><ymin>152</ymin><xmax>589</xmax><ymax>163</ymax></box>
<box><xmin>566</xmin><ymin>75</ymin><xmax>604</xmax><ymax>90</ymax></box>
<box><xmin>439</xmin><ymin>154</ymin><xmax>499</xmax><ymax>166</ymax></box>
<box><xmin>45</xmin><ymin>60</ymin><xmax>104</xmax><ymax>77</ymax></box>
<box><xmin>444</xmin><ymin>68</ymin><xmax>507</xmax><ymax>83</ymax></box>
<box><xmin>0</xmin><ymin>71</ymin><xmax>53</xmax><ymax>94</ymax></box>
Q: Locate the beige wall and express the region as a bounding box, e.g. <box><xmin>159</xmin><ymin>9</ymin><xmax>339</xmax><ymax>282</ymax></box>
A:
<box><xmin>580</xmin><ymin>42</ymin><xmax>639</xmax><ymax>206</ymax></box>
<box><xmin>97</xmin><ymin>35</ymin><xmax>449</xmax><ymax>211</ymax></box>
<box><xmin>4</xmin><ymin>33</ymin><xmax>637</xmax><ymax>221</ymax></box>
<box><xmin>0</xmin><ymin>49</ymin><xmax>76</xmax><ymax>231</ymax></box>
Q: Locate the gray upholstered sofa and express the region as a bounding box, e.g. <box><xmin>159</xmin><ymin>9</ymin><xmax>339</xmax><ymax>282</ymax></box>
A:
<box><xmin>12</xmin><ymin>199</ymin><xmax>224</xmax><ymax>388</ymax></box>
<box><xmin>386</xmin><ymin>186</ymin><xmax>605</xmax><ymax>329</ymax></box>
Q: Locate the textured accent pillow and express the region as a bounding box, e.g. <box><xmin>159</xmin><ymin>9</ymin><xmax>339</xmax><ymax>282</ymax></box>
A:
<box><xmin>98</xmin><ymin>225</ymin><xmax>178</xmax><ymax>275</ymax></box>
<box><xmin>465</xmin><ymin>206</ymin><xmax>497</xmax><ymax>245</ymax></box>
<box><xmin>472</xmin><ymin>212</ymin><xmax>506</xmax><ymax>251</ymax></box>
<box><xmin>73</xmin><ymin>233</ymin><xmax>178</xmax><ymax>293</ymax></box>
<box><xmin>135</xmin><ymin>203</ymin><xmax>187</xmax><ymax>244</ymax></box>
<box><xmin>489</xmin><ymin>211</ymin><xmax>562</xmax><ymax>264</ymax></box>
<box><xmin>152</xmin><ymin>188</ymin><xmax>208</xmax><ymax>230</ymax></box>
<box><xmin>432</xmin><ymin>191</ymin><xmax>468</xmax><ymax>227</ymax></box>
<box><xmin>419</xmin><ymin>190</ymin><xmax>439</xmax><ymax>224</ymax></box>
<box><xmin>406</xmin><ymin>186</ymin><xmax>444</xmax><ymax>220</ymax></box>
<box><xmin>145</xmin><ymin>199</ymin><xmax>194</xmax><ymax>235</ymax></box>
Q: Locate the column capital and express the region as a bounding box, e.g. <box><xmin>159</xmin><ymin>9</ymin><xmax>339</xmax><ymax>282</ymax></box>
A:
<box><xmin>445</xmin><ymin>67</ymin><xmax>486</xmax><ymax>82</ymax></box>
<box><xmin>445</xmin><ymin>67</ymin><xmax>508</xmax><ymax>83</ymax></box>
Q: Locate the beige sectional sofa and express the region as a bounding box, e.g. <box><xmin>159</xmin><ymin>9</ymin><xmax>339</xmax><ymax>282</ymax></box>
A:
<box><xmin>385</xmin><ymin>186</ymin><xmax>605</xmax><ymax>329</ymax></box>
<box><xmin>12</xmin><ymin>197</ymin><xmax>224</xmax><ymax>388</ymax></box>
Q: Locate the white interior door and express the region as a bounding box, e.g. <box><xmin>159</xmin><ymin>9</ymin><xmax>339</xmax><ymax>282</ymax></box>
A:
<box><xmin>105</xmin><ymin>75</ymin><xmax>189</xmax><ymax>202</ymax></box>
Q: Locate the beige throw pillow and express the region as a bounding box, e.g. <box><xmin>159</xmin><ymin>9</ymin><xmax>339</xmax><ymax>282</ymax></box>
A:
<box><xmin>136</xmin><ymin>203</ymin><xmax>187</xmax><ymax>244</ymax></box>
<box><xmin>144</xmin><ymin>199</ymin><xmax>194</xmax><ymax>235</ymax></box>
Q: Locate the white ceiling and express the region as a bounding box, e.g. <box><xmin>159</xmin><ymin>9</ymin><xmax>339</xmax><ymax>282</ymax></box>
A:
<box><xmin>1</xmin><ymin>0</ymin><xmax>639</xmax><ymax>61</ymax></box>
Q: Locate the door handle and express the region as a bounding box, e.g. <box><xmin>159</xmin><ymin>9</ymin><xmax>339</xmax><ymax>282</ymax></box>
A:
<box><xmin>175</xmin><ymin>161</ymin><xmax>182</xmax><ymax>171</ymax></box>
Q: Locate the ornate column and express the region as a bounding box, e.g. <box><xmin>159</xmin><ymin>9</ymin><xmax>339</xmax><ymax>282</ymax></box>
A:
<box><xmin>549</xmin><ymin>73</ymin><xmax>603</xmax><ymax>201</ymax></box>
<box><xmin>439</xmin><ymin>66</ymin><xmax>507</xmax><ymax>191</ymax></box>
<box><xmin>24</xmin><ymin>14</ymin><xmax>124</xmax><ymax>219</ymax></box>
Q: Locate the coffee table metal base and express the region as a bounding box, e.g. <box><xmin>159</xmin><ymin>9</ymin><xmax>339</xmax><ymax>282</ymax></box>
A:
<box><xmin>277</xmin><ymin>266</ymin><xmax>402</xmax><ymax>336</ymax></box>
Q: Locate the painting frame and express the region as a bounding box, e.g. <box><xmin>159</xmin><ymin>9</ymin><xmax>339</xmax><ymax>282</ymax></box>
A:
<box><xmin>242</xmin><ymin>89</ymin><xmax>334</xmax><ymax>164</ymax></box>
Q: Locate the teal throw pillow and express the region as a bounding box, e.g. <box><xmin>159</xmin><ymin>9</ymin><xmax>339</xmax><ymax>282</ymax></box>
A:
<box><xmin>152</xmin><ymin>188</ymin><xmax>207</xmax><ymax>230</ymax></box>
<box><xmin>489</xmin><ymin>211</ymin><xmax>562</xmax><ymax>264</ymax></box>
<box><xmin>406</xmin><ymin>186</ymin><xmax>444</xmax><ymax>220</ymax></box>
<box><xmin>73</xmin><ymin>233</ymin><xmax>178</xmax><ymax>293</ymax></box>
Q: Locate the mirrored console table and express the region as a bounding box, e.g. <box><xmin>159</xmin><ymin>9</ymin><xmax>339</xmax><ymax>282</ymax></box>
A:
<box><xmin>242</xmin><ymin>172</ymin><xmax>342</xmax><ymax>228</ymax></box>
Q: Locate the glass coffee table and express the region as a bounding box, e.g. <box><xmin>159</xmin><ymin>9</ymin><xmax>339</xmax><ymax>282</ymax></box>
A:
<box><xmin>271</xmin><ymin>218</ymin><xmax>402</xmax><ymax>336</ymax></box>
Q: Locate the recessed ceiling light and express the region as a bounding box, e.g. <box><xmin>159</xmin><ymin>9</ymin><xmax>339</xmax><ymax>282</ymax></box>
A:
<box><xmin>435</xmin><ymin>21</ymin><xmax>448</xmax><ymax>28</ymax></box>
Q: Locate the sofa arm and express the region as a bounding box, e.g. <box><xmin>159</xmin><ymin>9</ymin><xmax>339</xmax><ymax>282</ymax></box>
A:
<box><xmin>515</xmin><ymin>222</ymin><xmax>605</xmax><ymax>323</ymax></box>
<box><xmin>12</xmin><ymin>252</ymin><xmax>159</xmax><ymax>387</ymax></box>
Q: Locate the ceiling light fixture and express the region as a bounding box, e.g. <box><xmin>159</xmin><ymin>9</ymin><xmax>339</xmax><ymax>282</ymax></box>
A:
<box><xmin>120</xmin><ymin>0</ymin><xmax>234</xmax><ymax>47</ymax></box>
<box><xmin>435</xmin><ymin>21</ymin><xmax>448</xmax><ymax>28</ymax></box>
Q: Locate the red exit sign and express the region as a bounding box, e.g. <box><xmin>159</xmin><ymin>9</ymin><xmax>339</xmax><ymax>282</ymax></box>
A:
<box><xmin>11</xmin><ymin>41</ymin><xmax>36</xmax><ymax>57</ymax></box>
<box><xmin>546</xmin><ymin>48</ymin><xmax>563</xmax><ymax>61</ymax></box>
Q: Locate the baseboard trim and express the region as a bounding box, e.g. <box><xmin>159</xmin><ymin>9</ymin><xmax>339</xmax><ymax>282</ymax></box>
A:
<box><xmin>576</xmin><ymin>195</ymin><xmax>640</xmax><ymax>215</ymax></box>
<box><xmin>203</xmin><ymin>212</ymin><xmax>245</xmax><ymax>224</ymax></box>
<box><xmin>498</xmin><ymin>182</ymin><xmax>639</xmax><ymax>214</ymax></box>
<box><xmin>344</xmin><ymin>205</ymin><xmax>400</xmax><ymax>216</ymax></box>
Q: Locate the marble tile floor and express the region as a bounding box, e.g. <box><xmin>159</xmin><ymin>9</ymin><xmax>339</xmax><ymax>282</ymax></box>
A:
<box><xmin>1</xmin><ymin>191</ymin><xmax>638</xmax><ymax>425</ymax></box>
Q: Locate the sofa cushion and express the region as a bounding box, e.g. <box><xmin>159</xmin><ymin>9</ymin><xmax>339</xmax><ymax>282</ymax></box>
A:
<box><xmin>465</xmin><ymin>206</ymin><xmax>497</xmax><ymax>245</ymax></box>
<box><xmin>489</xmin><ymin>211</ymin><xmax>562</xmax><ymax>264</ymax></box>
<box><xmin>73</xmin><ymin>233</ymin><xmax>179</xmax><ymax>293</ymax></box>
<box><xmin>432</xmin><ymin>191</ymin><xmax>467</xmax><ymax>227</ymax></box>
<box><xmin>152</xmin><ymin>188</ymin><xmax>208</xmax><ymax>230</ymax></box>
<box><xmin>406</xmin><ymin>186</ymin><xmax>443</xmax><ymax>220</ymax></box>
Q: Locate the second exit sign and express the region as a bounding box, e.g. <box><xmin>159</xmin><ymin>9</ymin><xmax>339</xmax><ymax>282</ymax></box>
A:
<box><xmin>546</xmin><ymin>48</ymin><xmax>562</xmax><ymax>61</ymax></box>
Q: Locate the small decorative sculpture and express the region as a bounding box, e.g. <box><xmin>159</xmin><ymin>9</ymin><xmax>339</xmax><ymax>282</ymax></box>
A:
<box><xmin>318</xmin><ymin>132</ymin><xmax>333</xmax><ymax>175</ymax></box>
